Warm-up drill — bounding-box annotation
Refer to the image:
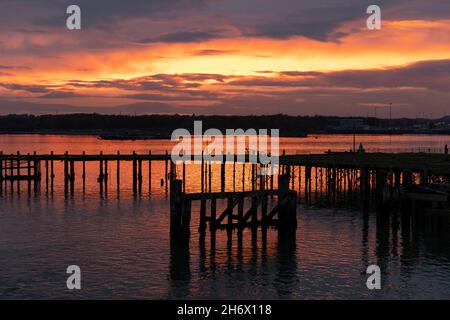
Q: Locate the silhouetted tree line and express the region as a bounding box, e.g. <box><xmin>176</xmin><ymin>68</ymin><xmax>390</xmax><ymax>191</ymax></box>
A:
<box><xmin>0</xmin><ymin>113</ymin><xmax>440</xmax><ymax>135</ymax></box>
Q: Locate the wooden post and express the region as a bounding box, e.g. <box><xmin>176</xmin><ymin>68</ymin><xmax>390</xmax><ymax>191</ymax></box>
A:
<box><xmin>278</xmin><ymin>175</ymin><xmax>297</xmax><ymax>238</ymax></box>
<box><xmin>82</xmin><ymin>151</ymin><xmax>86</xmax><ymax>193</ymax></box>
<box><xmin>148</xmin><ymin>151</ymin><xmax>152</xmax><ymax>194</ymax></box>
<box><xmin>181</xmin><ymin>198</ymin><xmax>192</xmax><ymax>242</ymax></box>
<box><xmin>394</xmin><ymin>169</ymin><xmax>401</xmax><ymax>188</ymax></box>
<box><xmin>138</xmin><ymin>158</ymin><xmax>142</xmax><ymax>194</ymax></box>
<box><xmin>50</xmin><ymin>151</ymin><xmax>54</xmax><ymax>193</ymax></box>
<box><xmin>221</xmin><ymin>160</ymin><xmax>225</xmax><ymax>193</ymax></box>
<box><xmin>64</xmin><ymin>151</ymin><xmax>69</xmax><ymax>196</ymax></box>
<box><xmin>298</xmin><ymin>166</ymin><xmax>302</xmax><ymax>202</ymax></box>
<box><xmin>170</xmin><ymin>180</ymin><xmax>184</xmax><ymax>244</ymax></box>
<box><xmin>304</xmin><ymin>166</ymin><xmax>310</xmax><ymax>204</ymax></box>
<box><xmin>201</xmin><ymin>152</ymin><xmax>204</xmax><ymax>193</ymax></box>
<box><xmin>237</xmin><ymin>195</ymin><xmax>244</xmax><ymax>245</ymax></box>
<box><xmin>99</xmin><ymin>151</ymin><xmax>104</xmax><ymax>195</ymax></box>
<box><xmin>251</xmin><ymin>195</ymin><xmax>258</xmax><ymax>245</ymax></box>
<box><xmin>233</xmin><ymin>159</ymin><xmax>236</xmax><ymax>192</ymax></box>
<box><xmin>242</xmin><ymin>162</ymin><xmax>245</xmax><ymax>192</ymax></box>
<box><xmin>251</xmin><ymin>163</ymin><xmax>255</xmax><ymax>191</ymax></box>
<box><xmin>165</xmin><ymin>150</ymin><xmax>168</xmax><ymax>194</ymax></box>
<box><xmin>376</xmin><ymin>169</ymin><xmax>388</xmax><ymax>213</ymax></box>
<box><xmin>182</xmin><ymin>161</ymin><xmax>186</xmax><ymax>192</ymax></box>
<box><xmin>199</xmin><ymin>199</ymin><xmax>207</xmax><ymax>239</ymax></box>
<box><xmin>210</xmin><ymin>197</ymin><xmax>217</xmax><ymax>248</ymax></box>
<box><xmin>116</xmin><ymin>151</ymin><xmax>120</xmax><ymax>194</ymax></box>
<box><xmin>27</xmin><ymin>153</ymin><xmax>31</xmax><ymax>193</ymax></box>
<box><xmin>421</xmin><ymin>168</ymin><xmax>429</xmax><ymax>185</ymax></box>
<box><xmin>260</xmin><ymin>164</ymin><xmax>264</xmax><ymax>190</ymax></box>
<box><xmin>261</xmin><ymin>193</ymin><xmax>268</xmax><ymax>245</ymax></box>
<box><xmin>227</xmin><ymin>197</ymin><xmax>233</xmax><ymax>246</ymax></box>
<box><xmin>9</xmin><ymin>154</ymin><xmax>13</xmax><ymax>192</ymax></box>
<box><xmin>132</xmin><ymin>151</ymin><xmax>137</xmax><ymax>195</ymax></box>
<box><xmin>70</xmin><ymin>160</ymin><xmax>75</xmax><ymax>195</ymax></box>
<box><xmin>16</xmin><ymin>151</ymin><xmax>20</xmax><ymax>192</ymax></box>
<box><xmin>35</xmin><ymin>159</ymin><xmax>41</xmax><ymax>193</ymax></box>
<box><xmin>315</xmin><ymin>166</ymin><xmax>318</xmax><ymax>202</ymax></box>
<box><xmin>104</xmin><ymin>159</ymin><xmax>108</xmax><ymax>194</ymax></box>
<box><xmin>45</xmin><ymin>159</ymin><xmax>49</xmax><ymax>194</ymax></box>
<box><xmin>208</xmin><ymin>160</ymin><xmax>212</xmax><ymax>192</ymax></box>
<box><xmin>270</xmin><ymin>165</ymin><xmax>274</xmax><ymax>192</ymax></box>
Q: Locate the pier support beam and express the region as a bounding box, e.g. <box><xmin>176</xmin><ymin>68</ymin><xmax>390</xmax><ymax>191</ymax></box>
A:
<box><xmin>170</xmin><ymin>179</ymin><xmax>190</xmax><ymax>245</ymax></box>
<box><xmin>277</xmin><ymin>175</ymin><xmax>297</xmax><ymax>239</ymax></box>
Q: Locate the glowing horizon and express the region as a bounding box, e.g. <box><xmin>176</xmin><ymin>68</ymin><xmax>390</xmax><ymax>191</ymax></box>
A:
<box><xmin>0</xmin><ymin>1</ymin><xmax>449</xmax><ymax>117</ymax></box>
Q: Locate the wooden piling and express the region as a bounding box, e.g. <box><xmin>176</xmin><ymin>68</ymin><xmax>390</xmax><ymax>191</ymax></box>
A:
<box><xmin>27</xmin><ymin>153</ymin><xmax>31</xmax><ymax>193</ymax></box>
<box><xmin>227</xmin><ymin>197</ymin><xmax>233</xmax><ymax>246</ymax></box>
<box><xmin>104</xmin><ymin>159</ymin><xmax>108</xmax><ymax>194</ymax></box>
<box><xmin>116</xmin><ymin>151</ymin><xmax>120</xmax><ymax>193</ymax></box>
<box><xmin>165</xmin><ymin>150</ymin><xmax>168</xmax><ymax>194</ymax></box>
<box><xmin>277</xmin><ymin>174</ymin><xmax>297</xmax><ymax>238</ymax></box>
<box><xmin>45</xmin><ymin>159</ymin><xmax>49</xmax><ymax>193</ymax></box>
<box><xmin>237</xmin><ymin>196</ymin><xmax>244</xmax><ymax>244</ymax></box>
<box><xmin>70</xmin><ymin>160</ymin><xmax>75</xmax><ymax>195</ymax></box>
<box><xmin>221</xmin><ymin>160</ymin><xmax>225</xmax><ymax>193</ymax></box>
<box><xmin>148</xmin><ymin>151</ymin><xmax>152</xmax><ymax>194</ymax></box>
<box><xmin>82</xmin><ymin>151</ymin><xmax>86</xmax><ymax>193</ymax></box>
<box><xmin>199</xmin><ymin>199</ymin><xmax>207</xmax><ymax>238</ymax></box>
<box><xmin>170</xmin><ymin>179</ymin><xmax>183</xmax><ymax>243</ymax></box>
<box><xmin>50</xmin><ymin>151</ymin><xmax>54</xmax><ymax>193</ymax></box>
<box><xmin>16</xmin><ymin>151</ymin><xmax>21</xmax><ymax>192</ymax></box>
<box><xmin>64</xmin><ymin>151</ymin><xmax>69</xmax><ymax>196</ymax></box>
<box><xmin>132</xmin><ymin>151</ymin><xmax>137</xmax><ymax>194</ymax></box>
<box><xmin>99</xmin><ymin>151</ymin><xmax>104</xmax><ymax>195</ymax></box>
<box><xmin>138</xmin><ymin>158</ymin><xmax>142</xmax><ymax>194</ymax></box>
<box><xmin>210</xmin><ymin>197</ymin><xmax>217</xmax><ymax>247</ymax></box>
<box><xmin>201</xmin><ymin>152</ymin><xmax>204</xmax><ymax>193</ymax></box>
<box><xmin>182</xmin><ymin>161</ymin><xmax>186</xmax><ymax>192</ymax></box>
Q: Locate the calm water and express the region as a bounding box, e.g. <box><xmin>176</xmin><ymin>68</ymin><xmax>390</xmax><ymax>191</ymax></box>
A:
<box><xmin>1</xmin><ymin>134</ymin><xmax>450</xmax><ymax>299</ymax></box>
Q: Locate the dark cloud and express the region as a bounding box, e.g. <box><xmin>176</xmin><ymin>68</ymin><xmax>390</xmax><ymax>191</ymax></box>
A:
<box><xmin>2</xmin><ymin>59</ymin><xmax>449</xmax><ymax>117</ymax></box>
<box><xmin>193</xmin><ymin>49</ymin><xmax>238</xmax><ymax>56</ymax></box>
<box><xmin>228</xmin><ymin>60</ymin><xmax>450</xmax><ymax>92</ymax></box>
<box><xmin>19</xmin><ymin>0</ymin><xmax>207</xmax><ymax>28</ymax></box>
<box><xmin>0</xmin><ymin>65</ymin><xmax>29</xmax><ymax>70</ymax></box>
<box><xmin>1</xmin><ymin>0</ymin><xmax>449</xmax><ymax>54</ymax></box>
<box><xmin>0</xmin><ymin>83</ymin><xmax>52</xmax><ymax>93</ymax></box>
<box><xmin>38</xmin><ymin>91</ymin><xmax>79</xmax><ymax>99</ymax></box>
<box><xmin>137</xmin><ymin>30</ymin><xmax>223</xmax><ymax>43</ymax></box>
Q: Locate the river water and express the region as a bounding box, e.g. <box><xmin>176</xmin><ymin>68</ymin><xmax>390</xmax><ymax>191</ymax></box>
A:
<box><xmin>1</xmin><ymin>134</ymin><xmax>450</xmax><ymax>299</ymax></box>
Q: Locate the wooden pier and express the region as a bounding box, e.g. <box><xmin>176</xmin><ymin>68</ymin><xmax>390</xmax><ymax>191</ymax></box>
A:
<box><xmin>1</xmin><ymin>150</ymin><xmax>449</xmax><ymax>247</ymax></box>
<box><xmin>169</xmin><ymin>175</ymin><xmax>297</xmax><ymax>246</ymax></box>
<box><xmin>0</xmin><ymin>151</ymin><xmax>449</xmax><ymax>198</ymax></box>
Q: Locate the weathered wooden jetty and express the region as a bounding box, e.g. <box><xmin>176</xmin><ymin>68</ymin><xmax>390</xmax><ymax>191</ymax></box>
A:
<box><xmin>1</xmin><ymin>151</ymin><xmax>449</xmax><ymax>199</ymax></box>
<box><xmin>1</xmin><ymin>151</ymin><xmax>449</xmax><ymax>245</ymax></box>
<box><xmin>169</xmin><ymin>175</ymin><xmax>297</xmax><ymax>246</ymax></box>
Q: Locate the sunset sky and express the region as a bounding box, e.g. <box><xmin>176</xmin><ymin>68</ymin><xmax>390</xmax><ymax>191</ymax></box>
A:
<box><xmin>0</xmin><ymin>0</ymin><xmax>449</xmax><ymax>117</ymax></box>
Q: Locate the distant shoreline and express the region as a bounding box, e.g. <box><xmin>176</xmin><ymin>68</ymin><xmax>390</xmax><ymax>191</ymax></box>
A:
<box><xmin>1</xmin><ymin>114</ymin><xmax>450</xmax><ymax>138</ymax></box>
<box><xmin>2</xmin><ymin>130</ymin><xmax>450</xmax><ymax>139</ymax></box>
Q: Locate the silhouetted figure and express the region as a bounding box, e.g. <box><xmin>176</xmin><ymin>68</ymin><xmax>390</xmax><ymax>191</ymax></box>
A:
<box><xmin>357</xmin><ymin>143</ymin><xmax>365</xmax><ymax>154</ymax></box>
